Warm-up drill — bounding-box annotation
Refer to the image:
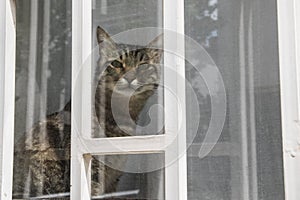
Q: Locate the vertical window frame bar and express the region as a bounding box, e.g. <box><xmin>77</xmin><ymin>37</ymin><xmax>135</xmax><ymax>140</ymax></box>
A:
<box><xmin>0</xmin><ymin>0</ymin><xmax>16</xmax><ymax>199</ymax></box>
<box><xmin>277</xmin><ymin>0</ymin><xmax>300</xmax><ymax>199</ymax></box>
<box><xmin>81</xmin><ymin>0</ymin><xmax>92</xmax><ymax>139</ymax></box>
<box><xmin>71</xmin><ymin>0</ymin><xmax>92</xmax><ymax>198</ymax></box>
<box><xmin>164</xmin><ymin>0</ymin><xmax>187</xmax><ymax>199</ymax></box>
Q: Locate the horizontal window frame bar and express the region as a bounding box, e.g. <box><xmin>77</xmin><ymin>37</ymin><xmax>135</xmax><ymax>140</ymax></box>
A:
<box><xmin>74</xmin><ymin>135</ymin><xmax>170</xmax><ymax>154</ymax></box>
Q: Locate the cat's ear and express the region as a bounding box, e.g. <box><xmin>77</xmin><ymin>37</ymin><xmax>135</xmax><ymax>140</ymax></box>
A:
<box><xmin>147</xmin><ymin>34</ymin><xmax>164</xmax><ymax>63</ymax></box>
<box><xmin>148</xmin><ymin>34</ymin><xmax>163</xmax><ymax>48</ymax></box>
<box><xmin>97</xmin><ymin>26</ymin><xmax>117</xmax><ymax>55</ymax></box>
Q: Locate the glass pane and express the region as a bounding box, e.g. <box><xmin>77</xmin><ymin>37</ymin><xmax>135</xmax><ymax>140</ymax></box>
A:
<box><xmin>91</xmin><ymin>0</ymin><xmax>164</xmax><ymax>138</ymax></box>
<box><xmin>13</xmin><ymin>0</ymin><xmax>71</xmax><ymax>199</ymax></box>
<box><xmin>185</xmin><ymin>0</ymin><xmax>284</xmax><ymax>200</ymax></box>
<box><xmin>90</xmin><ymin>153</ymin><xmax>165</xmax><ymax>199</ymax></box>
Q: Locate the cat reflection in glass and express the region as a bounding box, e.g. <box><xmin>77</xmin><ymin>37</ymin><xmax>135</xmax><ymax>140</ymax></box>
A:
<box><xmin>13</xmin><ymin>26</ymin><xmax>163</xmax><ymax>199</ymax></box>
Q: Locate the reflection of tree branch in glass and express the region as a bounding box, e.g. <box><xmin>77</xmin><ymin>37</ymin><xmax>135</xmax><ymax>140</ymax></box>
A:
<box><xmin>185</xmin><ymin>0</ymin><xmax>219</xmax><ymax>48</ymax></box>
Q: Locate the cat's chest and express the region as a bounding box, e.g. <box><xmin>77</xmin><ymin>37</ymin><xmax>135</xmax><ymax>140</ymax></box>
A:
<box><xmin>96</xmin><ymin>83</ymin><xmax>153</xmax><ymax>124</ymax></box>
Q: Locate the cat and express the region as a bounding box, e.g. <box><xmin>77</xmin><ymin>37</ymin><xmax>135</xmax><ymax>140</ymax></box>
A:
<box><xmin>13</xmin><ymin>26</ymin><xmax>163</xmax><ymax>199</ymax></box>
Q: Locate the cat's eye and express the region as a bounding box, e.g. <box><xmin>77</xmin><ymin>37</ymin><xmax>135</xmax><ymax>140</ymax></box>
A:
<box><xmin>140</xmin><ymin>53</ymin><xmax>149</xmax><ymax>62</ymax></box>
<box><xmin>107</xmin><ymin>66</ymin><xmax>114</xmax><ymax>73</ymax></box>
<box><xmin>111</xmin><ymin>60</ymin><xmax>123</xmax><ymax>68</ymax></box>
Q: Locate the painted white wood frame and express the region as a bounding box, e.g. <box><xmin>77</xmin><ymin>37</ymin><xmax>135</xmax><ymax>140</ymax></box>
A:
<box><xmin>71</xmin><ymin>0</ymin><xmax>187</xmax><ymax>199</ymax></box>
<box><xmin>0</xmin><ymin>0</ymin><xmax>16</xmax><ymax>199</ymax></box>
<box><xmin>277</xmin><ymin>0</ymin><xmax>300</xmax><ymax>199</ymax></box>
<box><xmin>0</xmin><ymin>0</ymin><xmax>299</xmax><ymax>199</ymax></box>
<box><xmin>164</xmin><ymin>0</ymin><xmax>187</xmax><ymax>199</ymax></box>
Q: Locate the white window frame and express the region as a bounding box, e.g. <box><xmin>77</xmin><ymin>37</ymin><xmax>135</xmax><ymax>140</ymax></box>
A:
<box><xmin>0</xmin><ymin>0</ymin><xmax>15</xmax><ymax>199</ymax></box>
<box><xmin>277</xmin><ymin>0</ymin><xmax>300</xmax><ymax>199</ymax></box>
<box><xmin>0</xmin><ymin>0</ymin><xmax>299</xmax><ymax>199</ymax></box>
<box><xmin>71</xmin><ymin>0</ymin><xmax>187</xmax><ymax>199</ymax></box>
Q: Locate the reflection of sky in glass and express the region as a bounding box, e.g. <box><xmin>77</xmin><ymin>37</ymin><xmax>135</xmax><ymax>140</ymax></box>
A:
<box><xmin>209</xmin><ymin>0</ymin><xmax>218</xmax><ymax>6</ymax></box>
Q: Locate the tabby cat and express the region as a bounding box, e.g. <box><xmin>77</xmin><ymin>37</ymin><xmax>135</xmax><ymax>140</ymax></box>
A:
<box><xmin>13</xmin><ymin>26</ymin><xmax>163</xmax><ymax>199</ymax></box>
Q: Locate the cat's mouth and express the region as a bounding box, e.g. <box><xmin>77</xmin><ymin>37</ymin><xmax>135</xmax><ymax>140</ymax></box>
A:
<box><xmin>114</xmin><ymin>78</ymin><xmax>142</xmax><ymax>94</ymax></box>
<box><xmin>113</xmin><ymin>78</ymin><xmax>157</xmax><ymax>96</ymax></box>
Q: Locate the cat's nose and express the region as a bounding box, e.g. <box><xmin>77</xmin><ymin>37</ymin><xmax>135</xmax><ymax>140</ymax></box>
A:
<box><xmin>124</xmin><ymin>70</ymin><xmax>136</xmax><ymax>83</ymax></box>
<box><xmin>130</xmin><ymin>79</ymin><xmax>140</xmax><ymax>90</ymax></box>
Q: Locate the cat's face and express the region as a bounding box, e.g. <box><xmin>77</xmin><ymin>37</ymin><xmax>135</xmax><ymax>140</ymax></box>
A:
<box><xmin>96</xmin><ymin>26</ymin><xmax>163</xmax><ymax>94</ymax></box>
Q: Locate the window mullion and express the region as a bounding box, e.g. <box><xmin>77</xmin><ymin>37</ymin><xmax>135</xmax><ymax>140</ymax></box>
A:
<box><xmin>164</xmin><ymin>0</ymin><xmax>187</xmax><ymax>199</ymax></box>
<box><xmin>277</xmin><ymin>0</ymin><xmax>300</xmax><ymax>199</ymax></box>
<box><xmin>72</xmin><ymin>0</ymin><xmax>91</xmax><ymax>198</ymax></box>
<box><xmin>81</xmin><ymin>0</ymin><xmax>92</xmax><ymax>139</ymax></box>
<box><xmin>0</xmin><ymin>1</ymin><xmax>16</xmax><ymax>199</ymax></box>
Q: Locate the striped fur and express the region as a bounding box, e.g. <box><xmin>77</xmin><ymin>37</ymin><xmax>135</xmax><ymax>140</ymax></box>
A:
<box><xmin>12</xmin><ymin>26</ymin><xmax>163</xmax><ymax>199</ymax></box>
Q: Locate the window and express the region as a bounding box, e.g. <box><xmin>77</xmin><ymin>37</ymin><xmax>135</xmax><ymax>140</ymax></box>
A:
<box><xmin>185</xmin><ymin>1</ymin><xmax>284</xmax><ymax>199</ymax></box>
<box><xmin>1</xmin><ymin>0</ymin><xmax>300</xmax><ymax>199</ymax></box>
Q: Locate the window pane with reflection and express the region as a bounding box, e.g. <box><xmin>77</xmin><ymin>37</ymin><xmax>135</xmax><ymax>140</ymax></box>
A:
<box><xmin>13</xmin><ymin>0</ymin><xmax>71</xmax><ymax>199</ymax></box>
<box><xmin>185</xmin><ymin>0</ymin><xmax>285</xmax><ymax>199</ymax></box>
